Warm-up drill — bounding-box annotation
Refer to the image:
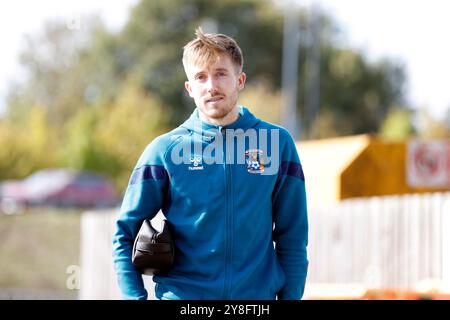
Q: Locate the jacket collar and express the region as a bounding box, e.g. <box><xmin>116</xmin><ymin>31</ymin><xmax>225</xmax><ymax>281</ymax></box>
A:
<box><xmin>180</xmin><ymin>105</ymin><xmax>260</xmax><ymax>138</ymax></box>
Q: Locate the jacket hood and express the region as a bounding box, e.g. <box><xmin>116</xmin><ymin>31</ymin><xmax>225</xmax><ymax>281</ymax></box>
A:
<box><xmin>180</xmin><ymin>105</ymin><xmax>260</xmax><ymax>138</ymax></box>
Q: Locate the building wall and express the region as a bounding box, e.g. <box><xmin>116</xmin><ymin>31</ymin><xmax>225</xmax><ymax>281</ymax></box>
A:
<box><xmin>297</xmin><ymin>135</ymin><xmax>370</xmax><ymax>207</ymax></box>
<box><xmin>341</xmin><ymin>139</ymin><xmax>450</xmax><ymax>200</ymax></box>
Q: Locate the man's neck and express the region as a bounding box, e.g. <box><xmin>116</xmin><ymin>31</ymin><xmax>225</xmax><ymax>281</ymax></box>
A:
<box><xmin>198</xmin><ymin>107</ymin><xmax>240</xmax><ymax>126</ymax></box>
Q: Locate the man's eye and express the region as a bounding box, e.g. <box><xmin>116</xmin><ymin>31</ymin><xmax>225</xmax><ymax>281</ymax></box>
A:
<box><xmin>217</xmin><ymin>72</ymin><xmax>226</xmax><ymax>77</ymax></box>
<box><xmin>196</xmin><ymin>75</ymin><xmax>206</xmax><ymax>80</ymax></box>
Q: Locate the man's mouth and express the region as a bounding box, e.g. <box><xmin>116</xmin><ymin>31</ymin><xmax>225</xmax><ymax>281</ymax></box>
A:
<box><xmin>205</xmin><ymin>96</ymin><xmax>224</xmax><ymax>103</ymax></box>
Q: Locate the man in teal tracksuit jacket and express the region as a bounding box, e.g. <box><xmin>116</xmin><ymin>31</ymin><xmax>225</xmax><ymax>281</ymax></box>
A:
<box><xmin>112</xmin><ymin>27</ymin><xmax>308</xmax><ymax>300</ymax></box>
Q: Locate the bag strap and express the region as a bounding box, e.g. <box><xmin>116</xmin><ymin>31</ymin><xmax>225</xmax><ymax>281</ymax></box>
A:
<box><xmin>135</xmin><ymin>242</ymin><xmax>172</xmax><ymax>254</ymax></box>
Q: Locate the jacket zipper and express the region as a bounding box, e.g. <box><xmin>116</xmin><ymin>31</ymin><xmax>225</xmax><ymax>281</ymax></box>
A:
<box><xmin>221</xmin><ymin>126</ymin><xmax>232</xmax><ymax>299</ymax></box>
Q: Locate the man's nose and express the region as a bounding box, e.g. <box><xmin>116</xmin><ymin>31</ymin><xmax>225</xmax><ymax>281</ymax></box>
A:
<box><xmin>205</xmin><ymin>76</ymin><xmax>218</xmax><ymax>93</ymax></box>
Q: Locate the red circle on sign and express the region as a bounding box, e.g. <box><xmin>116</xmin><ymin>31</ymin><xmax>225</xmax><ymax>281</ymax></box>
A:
<box><xmin>414</xmin><ymin>145</ymin><xmax>438</xmax><ymax>177</ymax></box>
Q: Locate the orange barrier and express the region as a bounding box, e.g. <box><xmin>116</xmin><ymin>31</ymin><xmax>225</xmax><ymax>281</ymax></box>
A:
<box><xmin>362</xmin><ymin>288</ymin><xmax>450</xmax><ymax>300</ymax></box>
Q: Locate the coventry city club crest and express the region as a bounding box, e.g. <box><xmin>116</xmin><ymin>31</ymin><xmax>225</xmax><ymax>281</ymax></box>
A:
<box><xmin>245</xmin><ymin>149</ymin><xmax>264</xmax><ymax>174</ymax></box>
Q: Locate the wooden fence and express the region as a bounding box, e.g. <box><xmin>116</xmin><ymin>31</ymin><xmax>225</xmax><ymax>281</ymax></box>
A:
<box><xmin>79</xmin><ymin>192</ymin><xmax>450</xmax><ymax>299</ymax></box>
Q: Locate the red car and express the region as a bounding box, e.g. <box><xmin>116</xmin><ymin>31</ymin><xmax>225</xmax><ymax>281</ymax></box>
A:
<box><xmin>0</xmin><ymin>169</ymin><xmax>119</xmax><ymax>214</ymax></box>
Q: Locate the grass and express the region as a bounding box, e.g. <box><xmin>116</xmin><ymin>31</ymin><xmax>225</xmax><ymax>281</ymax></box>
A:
<box><xmin>0</xmin><ymin>208</ymin><xmax>81</xmax><ymax>291</ymax></box>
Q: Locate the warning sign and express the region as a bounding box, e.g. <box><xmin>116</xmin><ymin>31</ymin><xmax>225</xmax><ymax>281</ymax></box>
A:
<box><xmin>407</xmin><ymin>140</ymin><xmax>450</xmax><ymax>188</ymax></box>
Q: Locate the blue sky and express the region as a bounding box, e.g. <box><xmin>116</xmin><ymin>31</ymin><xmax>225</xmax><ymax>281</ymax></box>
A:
<box><xmin>1</xmin><ymin>0</ymin><xmax>449</xmax><ymax>119</ymax></box>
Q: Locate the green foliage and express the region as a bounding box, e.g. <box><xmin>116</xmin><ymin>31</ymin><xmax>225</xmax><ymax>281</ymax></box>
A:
<box><xmin>239</xmin><ymin>81</ymin><xmax>282</xmax><ymax>125</ymax></box>
<box><xmin>93</xmin><ymin>78</ymin><xmax>167</xmax><ymax>190</ymax></box>
<box><xmin>8</xmin><ymin>16</ymin><xmax>123</xmax><ymax>128</ymax></box>
<box><xmin>117</xmin><ymin>0</ymin><xmax>284</xmax><ymax>126</ymax></box>
<box><xmin>307</xmin><ymin>108</ymin><xmax>342</xmax><ymax>139</ymax></box>
<box><xmin>414</xmin><ymin>108</ymin><xmax>450</xmax><ymax>139</ymax></box>
<box><xmin>313</xmin><ymin>48</ymin><xmax>407</xmax><ymax>137</ymax></box>
<box><xmin>1</xmin><ymin>0</ymin><xmax>413</xmax><ymax>187</ymax></box>
<box><xmin>0</xmin><ymin>106</ymin><xmax>58</xmax><ymax>180</ymax></box>
<box><xmin>6</xmin><ymin>0</ymin><xmax>408</xmax><ymax>135</ymax></box>
<box><xmin>62</xmin><ymin>106</ymin><xmax>110</xmax><ymax>172</ymax></box>
<box><xmin>379</xmin><ymin>108</ymin><xmax>415</xmax><ymax>141</ymax></box>
<box><xmin>60</xmin><ymin>78</ymin><xmax>167</xmax><ymax>191</ymax></box>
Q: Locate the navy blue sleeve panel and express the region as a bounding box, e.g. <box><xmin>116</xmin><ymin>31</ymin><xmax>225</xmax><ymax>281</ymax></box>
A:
<box><xmin>112</xmin><ymin>136</ymin><xmax>170</xmax><ymax>300</ymax></box>
<box><xmin>272</xmin><ymin>129</ymin><xmax>309</xmax><ymax>300</ymax></box>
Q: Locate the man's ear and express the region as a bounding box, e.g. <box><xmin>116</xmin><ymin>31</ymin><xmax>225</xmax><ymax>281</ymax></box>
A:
<box><xmin>238</xmin><ymin>72</ymin><xmax>246</xmax><ymax>91</ymax></box>
<box><xmin>184</xmin><ymin>81</ymin><xmax>194</xmax><ymax>97</ymax></box>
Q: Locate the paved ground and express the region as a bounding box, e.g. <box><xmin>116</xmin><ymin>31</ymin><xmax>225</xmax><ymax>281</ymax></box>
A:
<box><xmin>0</xmin><ymin>288</ymin><xmax>78</xmax><ymax>300</ymax></box>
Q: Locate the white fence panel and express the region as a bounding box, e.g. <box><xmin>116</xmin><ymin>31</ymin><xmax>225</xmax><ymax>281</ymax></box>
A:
<box><xmin>79</xmin><ymin>210</ymin><xmax>164</xmax><ymax>300</ymax></box>
<box><xmin>79</xmin><ymin>193</ymin><xmax>450</xmax><ymax>299</ymax></box>
<box><xmin>307</xmin><ymin>192</ymin><xmax>450</xmax><ymax>291</ymax></box>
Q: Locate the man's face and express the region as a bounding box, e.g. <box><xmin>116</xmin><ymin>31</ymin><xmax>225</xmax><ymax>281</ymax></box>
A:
<box><xmin>184</xmin><ymin>54</ymin><xmax>246</xmax><ymax>122</ymax></box>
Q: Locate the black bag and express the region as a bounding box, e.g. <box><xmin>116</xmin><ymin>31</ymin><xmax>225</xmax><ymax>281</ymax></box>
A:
<box><xmin>132</xmin><ymin>219</ymin><xmax>174</xmax><ymax>276</ymax></box>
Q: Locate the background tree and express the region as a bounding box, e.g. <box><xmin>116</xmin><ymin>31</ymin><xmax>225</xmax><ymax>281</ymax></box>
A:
<box><xmin>2</xmin><ymin>0</ymin><xmax>413</xmax><ymax>188</ymax></box>
<box><xmin>414</xmin><ymin>107</ymin><xmax>450</xmax><ymax>139</ymax></box>
<box><xmin>115</xmin><ymin>0</ymin><xmax>284</xmax><ymax>127</ymax></box>
<box><xmin>379</xmin><ymin>108</ymin><xmax>415</xmax><ymax>141</ymax></box>
<box><xmin>6</xmin><ymin>0</ymin><xmax>408</xmax><ymax>135</ymax></box>
<box><xmin>0</xmin><ymin>106</ymin><xmax>58</xmax><ymax>180</ymax></box>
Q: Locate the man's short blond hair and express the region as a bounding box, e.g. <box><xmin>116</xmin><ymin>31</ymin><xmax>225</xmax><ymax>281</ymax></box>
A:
<box><xmin>182</xmin><ymin>27</ymin><xmax>244</xmax><ymax>73</ymax></box>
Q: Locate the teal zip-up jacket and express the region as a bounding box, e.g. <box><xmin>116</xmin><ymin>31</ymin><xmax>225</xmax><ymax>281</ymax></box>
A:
<box><xmin>112</xmin><ymin>106</ymin><xmax>308</xmax><ymax>300</ymax></box>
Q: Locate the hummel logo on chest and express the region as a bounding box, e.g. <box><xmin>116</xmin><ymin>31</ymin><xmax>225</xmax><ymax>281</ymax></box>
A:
<box><xmin>189</xmin><ymin>155</ymin><xmax>204</xmax><ymax>170</ymax></box>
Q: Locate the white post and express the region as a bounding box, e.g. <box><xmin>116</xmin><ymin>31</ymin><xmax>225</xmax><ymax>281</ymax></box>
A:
<box><xmin>442</xmin><ymin>197</ymin><xmax>450</xmax><ymax>289</ymax></box>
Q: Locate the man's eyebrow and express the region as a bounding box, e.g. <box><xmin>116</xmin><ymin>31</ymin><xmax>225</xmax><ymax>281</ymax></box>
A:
<box><xmin>194</xmin><ymin>71</ymin><xmax>206</xmax><ymax>77</ymax></box>
<box><xmin>194</xmin><ymin>68</ymin><xmax>228</xmax><ymax>77</ymax></box>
